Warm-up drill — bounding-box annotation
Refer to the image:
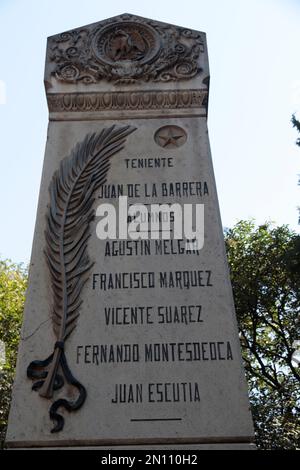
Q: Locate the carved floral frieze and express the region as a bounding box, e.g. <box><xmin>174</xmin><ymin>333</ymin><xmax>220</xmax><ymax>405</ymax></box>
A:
<box><xmin>47</xmin><ymin>89</ymin><xmax>208</xmax><ymax>112</ymax></box>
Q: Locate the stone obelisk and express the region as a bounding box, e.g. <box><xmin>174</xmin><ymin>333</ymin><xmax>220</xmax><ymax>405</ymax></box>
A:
<box><xmin>6</xmin><ymin>14</ymin><xmax>255</xmax><ymax>449</ymax></box>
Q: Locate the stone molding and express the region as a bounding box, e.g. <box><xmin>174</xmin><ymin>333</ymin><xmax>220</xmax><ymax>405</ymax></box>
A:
<box><xmin>47</xmin><ymin>89</ymin><xmax>208</xmax><ymax>113</ymax></box>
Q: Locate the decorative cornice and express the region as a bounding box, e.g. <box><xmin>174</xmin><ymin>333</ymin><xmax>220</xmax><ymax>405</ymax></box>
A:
<box><xmin>47</xmin><ymin>89</ymin><xmax>208</xmax><ymax>113</ymax></box>
<box><xmin>48</xmin><ymin>13</ymin><xmax>205</xmax><ymax>84</ymax></box>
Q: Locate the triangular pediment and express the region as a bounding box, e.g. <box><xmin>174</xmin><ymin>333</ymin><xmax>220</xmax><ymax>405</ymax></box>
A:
<box><xmin>47</xmin><ymin>13</ymin><xmax>206</xmax><ymax>85</ymax></box>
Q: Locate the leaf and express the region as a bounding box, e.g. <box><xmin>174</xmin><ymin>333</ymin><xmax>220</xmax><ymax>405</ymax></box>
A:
<box><xmin>46</xmin><ymin>125</ymin><xmax>135</xmax><ymax>342</ymax></box>
<box><xmin>27</xmin><ymin>124</ymin><xmax>136</xmax><ymax>432</ymax></box>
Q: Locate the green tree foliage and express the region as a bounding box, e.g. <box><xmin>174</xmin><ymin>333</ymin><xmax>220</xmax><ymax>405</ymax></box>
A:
<box><xmin>0</xmin><ymin>260</ymin><xmax>27</xmax><ymax>448</ymax></box>
<box><xmin>225</xmin><ymin>221</ymin><xmax>300</xmax><ymax>449</ymax></box>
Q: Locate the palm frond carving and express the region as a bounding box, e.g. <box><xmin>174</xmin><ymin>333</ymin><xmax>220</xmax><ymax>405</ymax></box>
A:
<box><xmin>27</xmin><ymin>125</ymin><xmax>136</xmax><ymax>432</ymax></box>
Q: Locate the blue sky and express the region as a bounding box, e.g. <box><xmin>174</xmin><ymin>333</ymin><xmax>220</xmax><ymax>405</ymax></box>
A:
<box><xmin>0</xmin><ymin>0</ymin><xmax>299</xmax><ymax>264</ymax></box>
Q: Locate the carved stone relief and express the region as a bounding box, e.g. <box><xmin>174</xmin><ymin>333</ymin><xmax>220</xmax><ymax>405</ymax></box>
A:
<box><xmin>47</xmin><ymin>89</ymin><xmax>208</xmax><ymax>112</ymax></box>
<box><xmin>154</xmin><ymin>125</ymin><xmax>187</xmax><ymax>149</ymax></box>
<box><xmin>49</xmin><ymin>14</ymin><xmax>205</xmax><ymax>84</ymax></box>
<box><xmin>27</xmin><ymin>125</ymin><xmax>136</xmax><ymax>432</ymax></box>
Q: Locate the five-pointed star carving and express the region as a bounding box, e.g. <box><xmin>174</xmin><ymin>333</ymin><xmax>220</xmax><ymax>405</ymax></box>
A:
<box><xmin>156</xmin><ymin>126</ymin><xmax>186</xmax><ymax>148</ymax></box>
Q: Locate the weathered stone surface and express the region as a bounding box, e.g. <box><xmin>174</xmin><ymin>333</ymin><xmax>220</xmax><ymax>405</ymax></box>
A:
<box><xmin>6</xmin><ymin>14</ymin><xmax>254</xmax><ymax>448</ymax></box>
<box><xmin>44</xmin><ymin>13</ymin><xmax>208</xmax><ymax>90</ymax></box>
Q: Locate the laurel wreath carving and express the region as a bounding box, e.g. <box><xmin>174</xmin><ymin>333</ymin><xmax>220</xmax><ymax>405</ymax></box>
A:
<box><xmin>27</xmin><ymin>125</ymin><xmax>136</xmax><ymax>432</ymax></box>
